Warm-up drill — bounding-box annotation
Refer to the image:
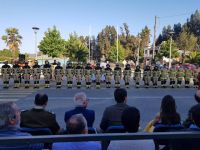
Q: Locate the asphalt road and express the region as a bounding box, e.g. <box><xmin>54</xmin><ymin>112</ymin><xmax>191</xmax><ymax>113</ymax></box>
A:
<box><xmin>0</xmin><ymin>81</ymin><xmax>197</xmax><ymax>131</ymax></box>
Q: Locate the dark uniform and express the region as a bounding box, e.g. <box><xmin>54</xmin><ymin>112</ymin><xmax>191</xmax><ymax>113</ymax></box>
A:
<box><xmin>134</xmin><ymin>65</ymin><xmax>141</xmax><ymax>88</ymax></box>
<box><xmin>65</xmin><ymin>62</ymin><xmax>74</xmax><ymax>88</ymax></box>
<box><xmin>12</xmin><ymin>62</ymin><xmax>21</xmax><ymax>88</ymax></box>
<box><xmin>94</xmin><ymin>63</ymin><xmax>102</xmax><ymax>88</ymax></box>
<box><xmin>75</xmin><ymin>63</ymin><xmax>83</xmax><ymax>88</ymax></box>
<box><xmin>54</xmin><ymin>63</ymin><xmax>63</xmax><ymax>88</ymax></box>
<box><xmin>20</xmin><ymin>108</ymin><xmax>60</xmax><ymax>135</ymax></box>
<box><xmin>114</xmin><ymin>64</ymin><xmax>122</xmax><ymax>88</ymax></box>
<box><xmin>22</xmin><ymin>62</ymin><xmax>31</xmax><ymax>88</ymax></box>
<box><xmin>105</xmin><ymin>64</ymin><xmax>112</xmax><ymax>88</ymax></box>
<box><xmin>1</xmin><ymin>62</ymin><xmax>11</xmax><ymax>88</ymax></box>
<box><xmin>43</xmin><ymin>61</ymin><xmax>52</xmax><ymax>88</ymax></box>
<box><xmin>84</xmin><ymin>63</ymin><xmax>93</xmax><ymax>88</ymax></box>
<box><xmin>169</xmin><ymin>66</ymin><xmax>177</xmax><ymax>88</ymax></box>
<box><xmin>123</xmin><ymin>64</ymin><xmax>131</xmax><ymax>88</ymax></box>
<box><xmin>32</xmin><ymin>61</ymin><xmax>41</xmax><ymax>88</ymax></box>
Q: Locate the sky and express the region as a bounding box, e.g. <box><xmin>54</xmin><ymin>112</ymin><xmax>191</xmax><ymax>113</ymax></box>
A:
<box><xmin>0</xmin><ymin>0</ymin><xmax>199</xmax><ymax>54</ymax></box>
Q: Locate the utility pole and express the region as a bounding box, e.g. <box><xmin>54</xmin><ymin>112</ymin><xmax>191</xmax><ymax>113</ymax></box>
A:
<box><xmin>88</xmin><ymin>25</ymin><xmax>91</xmax><ymax>62</ymax></box>
<box><xmin>117</xmin><ymin>26</ymin><xmax>119</xmax><ymax>63</ymax></box>
<box><xmin>32</xmin><ymin>27</ymin><xmax>39</xmax><ymax>60</ymax></box>
<box><xmin>152</xmin><ymin>16</ymin><xmax>157</xmax><ymax>61</ymax></box>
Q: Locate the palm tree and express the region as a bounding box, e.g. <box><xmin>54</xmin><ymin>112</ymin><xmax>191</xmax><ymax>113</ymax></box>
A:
<box><xmin>186</xmin><ymin>51</ymin><xmax>200</xmax><ymax>64</ymax></box>
<box><xmin>2</xmin><ymin>28</ymin><xmax>22</xmax><ymax>58</ymax></box>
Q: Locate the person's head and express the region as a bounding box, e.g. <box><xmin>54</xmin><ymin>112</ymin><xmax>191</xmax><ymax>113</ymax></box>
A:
<box><xmin>116</xmin><ymin>63</ymin><xmax>119</xmax><ymax>67</ymax></box>
<box><xmin>45</xmin><ymin>60</ymin><xmax>49</xmax><ymax>65</ymax></box>
<box><xmin>121</xmin><ymin>107</ymin><xmax>140</xmax><ymax>133</ymax></box>
<box><xmin>67</xmin><ymin>62</ymin><xmax>72</xmax><ymax>67</ymax></box>
<box><xmin>191</xmin><ymin>104</ymin><xmax>200</xmax><ymax>128</ymax></box>
<box><xmin>34</xmin><ymin>93</ymin><xmax>48</xmax><ymax>107</ymax></box>
<box><xmin>106</xmin><ymin>64</ymin><xmax>110</xmax><ymax>68</ymax></box>
<box><xmin>54</xmin><ymin>60</ymin><xmax>57</xmax><ymax>63</ymax></box>
<box><xmin>0</xmin><ymin>102</ymin><xmax>21</xmax><ymax>129</ymax></box>
<box><xmin>34</xmin><ymin>60</ymin><xmax>38</xmax><ymax>65</ymax></box>
<box><xmin>126</xmin><ymin>64</ymin><xmax>130</xmax><ymax>68</ymax></box>
<box><xmin>114</xmin><ymin>88</ymin><xmax>127</xmax><ymax>103</ymax></box>
<box><xmin>14</xmin><ymin>60</ymin><xmax>18</xmax><ymax>65</ymax></box>
<box><xmin>73</xmin><ymin>92</ymin><xmax>88</xmax><ymax>108</ymax></box>
<box><xmin>67</xmin><ymin>114</ymin><xmax>88</xmax><ymax>134</ymax></box>
<box><xmin>25</xmin><ymin>61</ymin><xmax>28</xmax><ymax>66</ymax></box>
<box><xmin>160</xmin><ymin>95</ymin><xmax>180</xmax><ymax>124</ymax></box>
<box><xmin>136</xmin><ymin>65</ymin><xmax>140</xmax><ymax>70</ymax></box>
<box><xmin>195</xmin><ymin>91</ymin><xmax>200</xmax><ymax>103</ymax></box>
<box><xmin>4</xmin><ymin>60</ymin><xmax>8</xmax><ymax>65</ymax></box>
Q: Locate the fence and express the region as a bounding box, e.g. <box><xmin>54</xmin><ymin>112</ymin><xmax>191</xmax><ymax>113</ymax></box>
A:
<box><xmin>1</xmin><ymin>132</ymin><xmax>200</xmax><ymax>150</ymax></box>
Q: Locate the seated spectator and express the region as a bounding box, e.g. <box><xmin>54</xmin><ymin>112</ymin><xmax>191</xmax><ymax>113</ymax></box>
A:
<box><xmin>145</xmin><ymin>95</ymin><xmax>181</xmax><ymax>150</ymax></box>
<box><xmin>108</xmin><ymin>107</ymin><xmax>154</xmax><ymax>150</ymax></box>
<box><xmin>0</xmin><ymin>101</ymin><xmax>43</xmax><ymax>150</ymax></box>
<box><xmin>183</xmin><ymin>90</ymin><xmax>200</xmax><ymax>128</ymax></box>
<box><xmin>171</xmin><ymin>104</ymin><xmax>200</xmax><ymax>150</ymax></box>
<box><xmin>20</xmin><ymin>93</ymin><xmax>60</xmax><ymax>134</ymax></box>
<box><xmin>53</xmin><ymin>114</ymin><xmax>101</xmax><ymax>150</ymax></box>
<box><xmin>100</xmin><ymin>88</ymin><xmax>129</xmax><ymax>132</ymax></box>
<box><xmin>64</xmin><ymin>92</ymin><xmax>95</xmax><ymax>127</ymax></box>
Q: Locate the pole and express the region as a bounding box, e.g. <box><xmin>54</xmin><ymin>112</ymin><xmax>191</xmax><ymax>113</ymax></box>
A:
<box><xmin>117</xmin><ymin>26</ymin><xmax>119</xmax><ymax>63</ymax></box>
<box><xmin>34</xmin><ymin>31</ymin><xmax>37</xmax><ymax>60</ymax></box>
<box><xmin>89</xmin><ymin>25</ymin><xmax>91</xmax><ymax>62</ymax></box>
<box><xmin>152</xmin><ymin>16</ymin><xmax>157</xmax><ymax>60</ymax></box>
<box><xmin>137</xmin><ymin>38</ymin><xmax>140</xmax><ymax>66</ymax></box>
<box><xmin>169</xmin><ymin>36</ymin><xmax>172</xmax><ymax>69</ymax></box>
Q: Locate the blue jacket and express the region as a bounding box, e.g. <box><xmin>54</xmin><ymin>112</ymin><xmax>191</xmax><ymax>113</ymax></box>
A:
<box><xmin>64</xmin><ymin>107</ymin><xmax>95</xmax><ymax>127</ymax></box>
<box><xmin>0</xmin><ymin>127</ymin><xmax>43</xmax><ymax>150</ymax></box>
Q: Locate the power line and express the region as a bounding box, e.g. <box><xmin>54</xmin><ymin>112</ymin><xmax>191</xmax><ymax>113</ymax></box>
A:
<box><xmin>158</xmin><ymin>10</ymin><xmax>198</xmax><ymax>19</ymax></box>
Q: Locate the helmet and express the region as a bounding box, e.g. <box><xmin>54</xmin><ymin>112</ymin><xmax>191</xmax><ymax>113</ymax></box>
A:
<box><xmin>154</xmin><ymin>66</ymin><xmax>158</xmax><ymax>70</ymax></box>
<box><xmin>136</xmin><ymin>65</ymin><xmax>140</xmax><ymax>69</ymax></box>
<box><xmin>106</xmin><ymin>64</ymin><xmax>110</xmax><ymax>67</ymax></box>
<box><xmin>116</xmin><ymin>63</ymin><xmax>119</xmax><ymax>67</ymax></box>
<box><xmin>126</xmin><ymin>64</ymin><xmax>130</xmax><ymax>68</ymax></box>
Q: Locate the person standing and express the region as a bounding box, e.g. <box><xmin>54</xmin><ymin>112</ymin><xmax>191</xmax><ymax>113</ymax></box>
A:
<box><xmin>75</xmin><ymin>63</ymin><xmax>83</xmax><ymax>88</ymax></box>
<box><xmin>32</xmin><ymin>60</ymin><xmax>41</xmax><ymax>88</ymax></box>
<box><xmin>1</xmin><ymin>60</ymin><xmax>11</xmax><ymax>88</ymax></box>
<box><xmin>152</xmin><ymin>65</ymin><xmax>160</xmax><ymax>88</ymax></box>
<box><xmin>65</xmin><ymin>62</ymin><xmax>74</xmax><ymax>88</ymax></box>
<box><xmin>169</xmin><ymin>65</ymin><xmax>177</xmax><ymax>88</ymax></box>
<box><xmin>177</xmin><ymin>66</ymin><xmax>184</xmax><ymax>88</ymax></box>
<box><xmin>22</xmin><ymin>61</ymin><xmax>31</xmax><ymax>88</ymax></box>
<box><xmin>114</xmin><ymin>63</ymin><xmax>122</xmax><ymax>88</ymax></box>
<box><xmin>143</xmin><ymin>65</ymin><xmax>151</xmax><ymax>88</ymax></box>
<box><xmin>105</xmin><ymin>64</ymin><xmax>112</xmax><ymax>88</ymax></box>
<box><xmin>123</xmin><ymin>64</ymin><xmax>132</xmax><ymax>88</ymax></box>
<box><xmin>54</xmin><ymin>62</ymin><xmax>64</xmax><ymax>88</ymax></box>
<box><xmin>84</xmin><ymin>63</ymin><xmax>93</xmax><ymax>88</ymax></box>
<box><xmin>12</xmin><ymin>60</ymin><xmax>21</xmax><ymax>88</ymax></box>
<box><xmin>94</xmin><ymin>62</ymin><xmax>102</xmax><ymax>88</ymax></box>
<box><xmin>43</xmin><ymin>60</ymin><xmax>52</xmax><ymax>88</ymax></box>
<box><xmin>134</xmin><ymin>65</ymin><xmax>141</xmax><ymax>88</ymax></box>
<box><xmin>160</xmin><ymin>65</ymin><xmax>168</xmax><ymax>88</ymax></box>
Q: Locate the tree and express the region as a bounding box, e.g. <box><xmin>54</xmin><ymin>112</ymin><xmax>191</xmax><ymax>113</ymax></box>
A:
<box><xmin>156</xmin><ymin>39</ymin><xmax>179</xmax><ymax>60</ymax></box>
<box><xmin>0</xmin><ymin>49</ymin><xmax>13</xmax><ymax>61</ymax></box>
<box><xmin>97</xmin><ymin>26</ymin><xmax>117</xmax><ymax>60</ymax></box>
<box><xmin>64</xmin><ymin>33</ymin><xmax>88</xmax><ymax>62</ymax></box>
<box><xmin>108</xmin><ymin>41</ymin><xmax>125</xmax><ymax>62</ymax></box>
<box><xmin>177</xmin><ymin>27</ymin><xmax>198</xmax><ymax>63</ymax></box>
<box><xmin>186</xmin><ymin>51</ymin><xmax>200</xmax><ymax>65</ymax></box>
<box><xmin>2</xmin><ymin>28</ymin><xmax>22</xmax><ymax>58</ymax></box>
<box><xmin>38</xmin><ymin>26</ymin><xmax>65</xmax><ymax>58</ymax></box>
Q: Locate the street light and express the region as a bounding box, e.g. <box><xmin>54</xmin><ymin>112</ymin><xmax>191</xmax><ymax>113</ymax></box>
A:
<box><xmin>168</xmin><ymin>31</ymin><xmax>174</xmax><ymax>69</ymax></box>
<box><xmin>137</xmin><ymin>37</ymin><xmax>141</xmax><ymax>66</ymax></box>
<box><xmin>32</xmin><ymin>27</ymin><xmax>40</xmax><ymax>60</ymax></box>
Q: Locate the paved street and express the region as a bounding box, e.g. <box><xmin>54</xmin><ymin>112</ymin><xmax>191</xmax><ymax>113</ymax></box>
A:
<box><xmin>0</xmin><ymin>80</ymin><xmax>197</xmax><ymax>131</ymax></box>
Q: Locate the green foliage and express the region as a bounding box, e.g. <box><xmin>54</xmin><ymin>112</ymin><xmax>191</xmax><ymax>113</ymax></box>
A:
<box><xmin>108</xmin><ymin>41</ymin><xmax>125</xmax><ymax>62</ymax></box>
<box><xmin>38</xmin><ymin>26</ymin><xmax>65</xmax><ymax>58</ymax></box>
<box><xmin>0</xmin><ymin>49</ymin><xmax>13</xmax><ymax>61</ymax></box>
<box><xmin>64</xmin><ymin>33</ymin><xmax>89</xmax><ymax>62</ymax></box>
<box><xmin>186</xmin><ymin>51</ymin><xmax>200</xmax><ymax>65</ymax></box>
<box><xmin>155</xmin><ymin>39</ymin><xmax>179</xmax><ymax>60</ymax></box>
<box><xmin>1</xmin><ymin>28</ymin><xmax>22</xmax><ymax>58</ymax></box>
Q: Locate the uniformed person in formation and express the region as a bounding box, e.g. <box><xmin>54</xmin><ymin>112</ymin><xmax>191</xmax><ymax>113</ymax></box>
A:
<box><xmin>160</xmin><ymin>65</ymin><xmax>168</xmax><ymax>88</ymax></box>
<box><xmin>84</xmin><ymin>63</ymin><xmax>93</xmax><ymax>88</ymax></box>
<box><xmin>123</xmin><ymin>64</ymin><xmax>132</xmax><ymax>88</ymax></box>
<box><xmin>54</xmin><ymin>62</ymin><xmax>64</xmax><ymax>88</ymax></box>
<box><xmin>134</xmin><ymin>65</ymin><xmax>141</xmax><ymax>88</ymax></box>
<box><xmin>22</xmin><ymin>61</ymin><xmax>31</xmax><ymax>88</ymax></box>
<box><xmin>51</xmin><ymin>60</ymin><xmax>57</xmax><ymax>80</ymax></box>
<box><xmin>193</xmin><ymin>69</ymin><xmax>199</xmax><ymax>88</ymax></box>
<box><xmin>176</xmin><ymin>66</ymin><xmax>184</xmax><ymax>88</ymax></box>
<box><xmin>185</xmin><ymin>68</ymin><xmax>193</xmax><ymax>88</ymax></box>
<box><xmin>94</xmin><ymin>62</ymin><xmax>102</xmax><ymax>88</ymax></box>
<box><xmin>65</xmin><ymin>62</ymin><xmax>74</xmax><ymax>88</ymax></box>
<box><xmin>12</xmin><ymin>60</ymin><xmax>21</xmax><ymax>88</ymax></box>
<box><xmin>32</xmin><ymin>60</ymin><xmax>41</xmax><ymax>88</ymax></box>
<box><xmin>1</xmin><ymin>60</ymin><xmax>11</xmax><ymax>88</ymax></box>
<box><xmin>143</xmin><ymin>65</ymin><xmax>151</xmax><ymax>88</ymax></box>
<box><xmin>114</xmin><ymin>63</ymin><xmax>122</xmax><ymax>88</ymax></box>
<box><xmin>75</xmin><ymin>63</ymin><xmax>83</xmax><ymax>88</ymax></box>
<box><xmin>169</xmin><ymin>65</ymin><xmax>177</xmax><ymax>88</ymax></box>
<box><xmin>43</xmin><ymin>60</ymin><xmax>52</xmax><ymax>88</ymax></box>
<box><xmin>152</xmin><ymin>65</ymin><xmax>160</xmax><ymax>88</ymax></box>
<box><xmin>105</xmin><ymin>64</ymin><xmax>112</xmax><ymax>88</ymax></box>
